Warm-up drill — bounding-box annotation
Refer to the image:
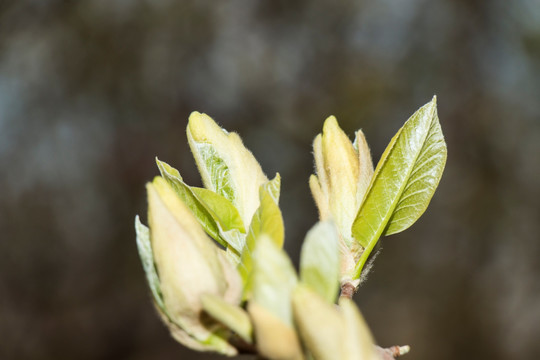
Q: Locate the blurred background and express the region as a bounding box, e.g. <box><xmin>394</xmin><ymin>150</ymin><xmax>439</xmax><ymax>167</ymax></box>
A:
<box><xmin>1</xmin><ymin>0</ymin><xmax>540</xmax><ymax>359</ymax></box>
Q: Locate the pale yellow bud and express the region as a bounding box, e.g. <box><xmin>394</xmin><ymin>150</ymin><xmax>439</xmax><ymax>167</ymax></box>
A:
<box><xmin>292</xmin><ymin>286</ymin><xmax>345</xmax><ymax>360</ymax></box>
<box><xmin>339</xmin><ymin>298</ymin><xmax>379</xmax><ymax>360</ymax></box>
<box><xmin>310</xmin><ymin>117</ymin><xmax>374</xmax><ymax>286</ymax></box>
<box><xmin>293</xmin><ymin>286</ymin><xmax>379</xmax><ymax>360</ymax></box>
<box><xmin>321</xmin><ymin>116</ymin><xmax>360</xmax><ymax>244</ymax></box>
<box><xmin>354</xmin><ymin>129</ymin><xmax>374</xmax><ymax>206</ymax></box>
<box><xmin>187</xmin><ymin>112</ymin><xmax>268</xmax><ymax>226</ymax></box>
<box><xmin>248</xmin><ymin>302</ymin><xmax>304</xmax><ymax>360</ymax></box>
<box><xmin>147</xmin><ymin>177</ymin><xmax>241</xmax><ymax>351</ymax></box>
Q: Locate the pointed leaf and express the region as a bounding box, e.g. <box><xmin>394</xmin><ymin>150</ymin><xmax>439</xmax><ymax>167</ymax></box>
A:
<box><xmin>147</xmin><ymin>177</ymin><xmax>237</xmax><ymax>342</ymax></box>
<box><xmin>190</xmin><ymin>187</ymin><xmax>245</xmax><ymax>233</ymax></box>
<box><xmin>135</xmin><ymin>216</ymin><xmax>164</xmax><ymax>310</ymax></box>
<box><xmin>353</xmin><ymin>129</ymin><xmax>374</xmax><ymax>206</ymax></box>
<box><xmin>201</xmin><ymin>293</ymin><xmax>253</xmax><ymax>344</ymax></box>
<box><xmin>137</xmin><ymin>215</ymin><xmax>236</xmax><ymax>355</ymax></box>
<box><xmin>156</xmin><ymin>158</ymin><xmax>243</xmax><ymax>254</ymax></box>
<box><xmin>352</xmin><ymin>97</ymin><xmax>447</xmax><ymax>279</ymax></box>
<box><xmin>321</xmin><ymin>116</ymin><xmax>360</xmax><ymax>243</ymax></box>
<box><xmin>248</xmin><ymin>236</ymin><xmax>304</xmax><ymax>360</ymax></box>
<box><xmin>299</xmin><ymin>221</ymin><xmax>340</xmax><ymax>303</ymax></box>
<box><xmin>263</xmin><ymin>172</ymin><xmax>281</xmax><ymax>204</ymax></box>
<box><xmin>187</xmin><ymin>112</ymin><xmax>268</xmax><ymax>226</ymax></box>
<box><xmin>251</xmin><ymin>235</ymin><xmax>297</xmax><ymax>326</ymax></box>
<box><xmin>237</xmin><ymin>175</ymin><xmax>284</xmax><ymax>297</ymax></box>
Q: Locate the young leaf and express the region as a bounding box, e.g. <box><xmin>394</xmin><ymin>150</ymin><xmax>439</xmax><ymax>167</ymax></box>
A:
<box><xmin>237</xmin><ymin>175</ymin><xmax>284</xmax><ymax>297</ymax></box>
<box><xmin>135</xmin><ymin>215</ymin><xmax>165</xmax><ymax>310</ymax></box>
<box><xmin>155</xmin><ymin>304</ymin><xmax>237</xmax><ymax>355</ymax></box>
<box><xmin>187</xmin><ymin>112</ymin><xmax>268</xmax><ymax>227</ymax></box>
<box><xmin>147</xmin><ymin>177</ymin><xmax>242</xmax><ymax>348</ymax></box>
<box><xmin>157</xmin><ymin>159</ymin><xmax>223</xmax><ymax>243</ymax></box>
<box><xmin>251</xmin><ymin>235</ymin><xmax>296</xmax><ymax>326</ymax></box>
<box><xmin>156</xmin><ymin>158</ymin><xmax>243</xmax><ymax>254</ymax></box>
<box><xmin>248</xmin><ymin>236</ymin><xmax>304</xmax><ymax>360</ymax></box>
<box><xmin>201</xmin><ymin>293</ymin><xmax>253</xmax><ymax>344</ymax></box>
<box><xmin>137</xmin><ymin>215</ymin><xmax>236</xmax><ymax>355</ymax></box>
<box><xmin>352</xmin><ymin>97</ymin><xmax>447</xmax><ymax>279</ymax></box>
<box><xmin>339</xmin><ymin>298</ymin><xmax>378</xmax><ymax>360</ymax></box>
<box><xmin>292</xmin><ymin>285</ymin><xmax>345</xmax><ymax>360</ymax></box>
<box><xmin>247</xmin><ymin>302</ymin><xmax>304</xmax><ymax>360</ymax></box>
<box><xmin>299</xmin><ymin>221</ymin><xmax>340</xmax><ymax>303</ymax></box>
<box><xmin>190</xmin><ymin>187</ymin><xmax>246</xmax><ymax>233</ymax></box>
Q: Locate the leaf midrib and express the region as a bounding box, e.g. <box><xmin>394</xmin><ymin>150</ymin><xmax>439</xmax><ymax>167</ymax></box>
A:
<box><xmin>353</xmin><ymin>104</ymin><xmax>436</xmax><ymax>279</ymax></box>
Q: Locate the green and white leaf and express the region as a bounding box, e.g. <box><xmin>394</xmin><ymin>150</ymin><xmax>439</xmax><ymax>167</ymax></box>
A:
<box><xmin>351</xmin><ymin>97</ymin><xmax>447</xmax><ymax>279</ymax></box>
<box><xmin>190</xmin><ymin>187</ymin><xmax>245</xmax><ymax>233</ymax></box>
<box><xmin>201</xmin><ymin>293</ymin><xmax>253</xmax><ymax>344</ymax></box>
<box><xmin>156</xmin><ymin>158</ymin><xmax>244</xmax><ymax>255</ymax></box>
<box><xmin>299</xmin><ymin>221</ymin><xmax>340</xmax><ymax>303</ymax></box>
<box><xmin>189</xmin><ymin>142</ymin><xmax>236</xmax><ymax>202</ymax></box>
<box><xmin>135</xmin><ymin>215</ymin><xmax>165</xmax><ymax>310</ymax></box>
<box><xmin>237</xmin><ymin>175</ymin><xmax>284</xmax><ymax>297</ymax></box>
<box><xmin>263</xmin><ymin>172</ymin><xmax>281</xmax><ymax>204</ymax></box>
<box><xmin>187</xmin><ymin>112</ymin><xmax>268</xmax><ymax>227</ymax></box>
<box><xmin>251</xmin><ymin>235</ymin><xmax>297</xmax><ymax>327</ymax></box>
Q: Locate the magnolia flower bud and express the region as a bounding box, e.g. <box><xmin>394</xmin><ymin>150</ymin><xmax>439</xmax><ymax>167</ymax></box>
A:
<box><xmin>248</xmin><ymin>302</ymin><xmax>304</xmax><ymax>360</ymax></box>
<box><xmin>310</xmin><ymin>116</ymin><xmax>374</xmax><ymax>286</ymax></box>
<box><xmin>187</xmin><ymin>111</ymin><xmax>268</xmax><ymax>227</ymax></box>
<box><xmin>292</xmin><ymin>286</ymin><xmax>378</xmax><ymax>360</ymax></box>
<box><xmin>146</xmin><ymin>176</ymin><xmax>242</xmax><ymax>354</ymax></box>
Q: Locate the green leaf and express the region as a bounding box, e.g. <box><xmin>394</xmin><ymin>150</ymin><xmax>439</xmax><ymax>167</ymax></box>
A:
<box><xmin>156</xmin><ymin>158</ymin><xmax>243</xmax><ymax>254</ymax></box>
<box><xmin>187</xmin><ymin>112</ymin><xmax>268</xmax><ymax>227</ymax></box>
<box><xmin>237</xmin><ymin>175</ymin><xmax>284</xmax><ymax>297</ymax></box>
<box><xmin>263</xmin><ymin>172</ymin><xmax>281</xmax><ymax>204</ymax></box>
<box><xmin>135</xmin><ymin>215</ymin><xmax>165</xmax><ymax>310</ymax></box>
<box><xmin>201</xmin><ymin>293</ymin><xmax>253</xmax><ymax>344</ymax></box>
<box><xmin>352</xmin><ymin>97</ymin><xmax>447</xmax><ymax>279</ymax></box>
<box><xmin>251</xmin><ymin>235</ymin><xmax>297</xmax><ymax>326</ymax></box>
<box><xmin>190</xmin><ymin>187</ymin><xmax>245</xmax><ymax>233</ymax></box>
<box><xmin>299</xmin><ymin>221</ymin><xmax>340</xmax><ymax>303</ymax></box>
<box><xmin>189</xmin><ymin>142</ymin><xmax>236</xmax><ymax>202</ymax></box>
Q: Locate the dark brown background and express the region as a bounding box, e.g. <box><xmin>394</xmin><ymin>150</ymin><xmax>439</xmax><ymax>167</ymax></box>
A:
<box><xmin>1</xmin><ymin>1</ymin><xmax>540</xmax><ymax>359</ymax></box>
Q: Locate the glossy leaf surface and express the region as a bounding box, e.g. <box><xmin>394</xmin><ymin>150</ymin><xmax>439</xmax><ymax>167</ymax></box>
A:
<box><xmin>352</xmin><ymin>97</ymin><xmax>447</xmax><ymax>279</ymax></box>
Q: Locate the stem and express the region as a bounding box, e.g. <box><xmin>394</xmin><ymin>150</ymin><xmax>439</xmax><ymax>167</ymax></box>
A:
<box><xmin>340</xmin><ymin>282</ymin><xmax>355</xmax><ymax>299</ymax></box>
<box><xmin>353</xmin><ymin>228</ymin><xmax>383</xmax><ymax>279</ymax></box>
<box><xmin>375</xmin><ymin>345</ymin><xmax>411</xmax><ymax>359</ymax></box>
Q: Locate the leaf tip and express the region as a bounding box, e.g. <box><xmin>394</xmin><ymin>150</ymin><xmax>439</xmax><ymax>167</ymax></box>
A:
<box><xmin>322</xmin><ymin>115</ymin><xmax>339</xmax><ymax>133</ymax></box>
<box><xmin>187</xmin><ymin>111</ymin><xmax>225</xmax><ymax>142</ymax></box>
